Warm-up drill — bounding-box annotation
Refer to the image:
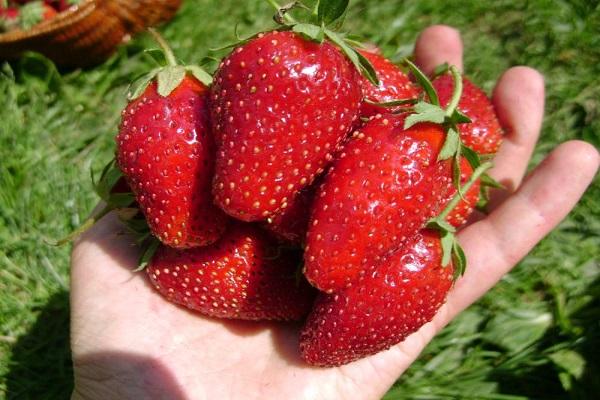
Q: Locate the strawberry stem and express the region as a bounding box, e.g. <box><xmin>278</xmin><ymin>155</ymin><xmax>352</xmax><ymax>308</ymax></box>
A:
<box><xmin>51</xmin><ymin>203</ymin><xmax>113</xmax><ymax>246</ymax></box>
<box><xmin>445</xmin><ymin>66</ymin><xmax>462</xmax><ymax>118</ymax></box>
<box><xmin>266</xmin><ymin>0</ymin><xmax>299</xmax><ymax>24</ymax></box>
<box><xmin>147</xmin><ymin>28</ymin><xmax>178</xmax><ymax>67</ymax></box>
<box><xmin>434</xmin><ymin>161</ymin><xmax>493</xmax><ymax>222</ymax></box>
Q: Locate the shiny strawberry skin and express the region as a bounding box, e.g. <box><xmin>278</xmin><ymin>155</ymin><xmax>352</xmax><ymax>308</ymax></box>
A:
<box><xmin>433</xmin><ymin>74</ymin><xmax>503</xmax><ymax>154</ymax></box>
<box><xmin>263</xmin><ymin>182</ymin><xmax>315</xmax><ymax>245</ymax></box>
<box><xmin>116</xmin><ymin>76</ymin><xmax>227</xmax><ymax>249</ymax></box>
<box><xmin>300</xmin><ymin>229</ymin><xmax>453</xmax><ymax>367</ymax></box>
<box><xmin>304</xmin><ymin>114</ymin><xmax>452</xmax><ymax>293</ymax></box>
<box><xmin>147</xmin><ymin>223</ymin><xmax>316</xmax><ymax>321</ymax></box>
<box><xmin>358</xmin><ymin>50</ymin><xmax>419</xmax><ymax>116</ymax></box>
<box><xmin>210</xmin><ymin>30</ymin><xmax>362</xmax><ymax>222</ymax></box>
<box><xmin>445</xmin><ymin>158</ymin><xmax>480</xmax><ymax>228</ymax></box>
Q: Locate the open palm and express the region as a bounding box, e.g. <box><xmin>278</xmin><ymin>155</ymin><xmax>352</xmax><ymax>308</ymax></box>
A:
<box><xmin>70</xmin><ymin>26</ymin><xmax>599</xmax><ymax>400</ymax></box>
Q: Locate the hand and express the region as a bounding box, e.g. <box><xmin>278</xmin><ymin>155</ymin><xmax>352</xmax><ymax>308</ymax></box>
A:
<box><xmin>70</xmin><ymin>26</ymin><xmax>599</xmax><ymax>400</ymax></box>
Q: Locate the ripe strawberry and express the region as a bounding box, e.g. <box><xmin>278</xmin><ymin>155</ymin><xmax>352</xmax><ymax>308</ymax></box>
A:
<box><xmin>263</xmin><ymin>182</ymin><xmax>316</xmax><ymax>245</ymax></box>
<box><xmin>210</xmin><ymin>30</ymin><xmax>362</xmax><ymax>222</ymax></box>
<box><xmin>117</xmin><ymin>76</ymin><xmax>228</xmax><ymax>248</ymax></box>
<box><xmin>300</xmin><ymin>229</ymin><xmax>453</xmax><ymax>366</ymax></box>
<box><xmin>433</xmin><ymin>73</ymin><xmax>503</xmax><ymax>154</ymax></box>
<box><xmin>147</xmin><ymin>223</ymin><xmax>315</xmax><ymax>321</ymax></box>
<box><xmin>358</xmin><ymin>50</ymin><xmax>419</xmax><ymax>116</ymax></box>
<box><xmin>445</xmin><ymin>158</ymin><xmax>480</xmax><ymax>228</ymax></box>
<box><xmin>304</xmin><ymin>114</ymin><xmax>452</xmax><ymax>293</ymax></box>
<box><xmin>116</xmin><ymin>32</ymin><xmax>227</xmax><ymax>249</ymax></box>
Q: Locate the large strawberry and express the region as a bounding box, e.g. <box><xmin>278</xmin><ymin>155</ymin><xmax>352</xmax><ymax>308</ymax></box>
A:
<box><xmin>300</xmin><ymin>229</ymin><xmax>452</xmax><ymax>366</ymax></box>
<box><xmin>433</xmin><ymin>72</ymin><xmax>503</xmax><ymax>154</ymax></box>
<box><xmin>299</xmin><ymin>160</ymin><xmax>492</xmax><ymax>366</ymax></box>
<box><xmin>303</xmin><ymin>114</ymin><xmax>452</xmax><ymax>292</ymax></box>
<box><xmin>147</xmin><ymin>223</ymin><xmax>315</xmax><ymax>321</ymax></box>
<box><xmin>116</xmin><ymin>30</ymin><xmax>227</xmax><ymax>249</ymax></box>
<box><xmin>209</xmin><ymin>0</ymin><xmax>383</xmax><ymax>223</ymax></box>
<box><xmin>358</xmin><ymin>49</ymin><xmax>419</xmax><ymax>116</ymax></box>
<box><xmin>210</xmin><ymin>29</ymin><xmax>363</xmax><ymax>221</ymax></box>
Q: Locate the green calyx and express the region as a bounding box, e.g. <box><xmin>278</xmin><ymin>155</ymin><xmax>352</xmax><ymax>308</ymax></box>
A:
<box><xmin>19</xmin><ymin>1</ymin><xmax>45</xmax><ymax>30</ymax></box>
<box><xmin>266</xmin><ymin>0</ymin><xmax>380</xmax><ymax>85</ymax></box>
<box><xmin>128</xmin><ymin>28</ymin><xmax>212</xmax><ymax>100</ymax></box>
<box><xmin>427</xmin><ymin>161</ymin><xmax>493</xmax><ymax>279</ymax></box>
<box><xmin>94</xmin><ymin>159</ymin><xmax>159</xmax><ymax>271</ymax></box>
<box><xmin>403</xmin><ymin>59</ymin><xmax>479</xmax><ymax>198</ymax></box>
<box><xmin>50</xmin><ymin>159</ymin><xmax>134</xmax><ymax>246</ymax></box>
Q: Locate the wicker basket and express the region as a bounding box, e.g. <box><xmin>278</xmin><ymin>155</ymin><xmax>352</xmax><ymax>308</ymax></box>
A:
<box><xmin>0</xmin><ymin>0</ymin><xmax>182</xmax><ymax>68</ymax></box>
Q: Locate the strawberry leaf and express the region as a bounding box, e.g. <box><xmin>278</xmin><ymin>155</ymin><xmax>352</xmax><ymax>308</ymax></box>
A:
<box><xmin>461</xmin><ymin>144</ymin><xmax>481</xmax><ymax>169</ymax></box>
<box><xmin>128</xmin><ymin>69</ymin><xmax>159</xmax><ymax>100</ymax></box>
<box><xmin>481</xmin><ymin>172</ymin><xmax>504</xmax><ymax>189</ymax></box>
<box><xmin>427</xmin><ymin>219</ymin><xmax>456</xmax><ymax>233</ymax></box>
<box><xmin>363</xmin><ymin>98</ymin><xmax>417</xmax><ymax>107</ymax></box>
<box><xmin>404</xmin><ymin>58</ymin><xmax>440</xmax><ymax>106</ymax></box>
<box><xmin>452</xmin><ymin>110</ymin><xmax>472</xmax><ymax>124</ymax></box>
<box><xmin>185</xmin><ymin>65</ymin><xmax>213</xmax><ymax>86</ymax></box>
<box><xmin>324</xmin><ymin>29</ymin><xmax>379</xmax><ymax>85</ymax></box>
<box><xmin>404</xmin><ymin>102</ymin><xmax>446</xmax><ymax>129</ymax></box>
<box><xmin>144</xmin><ymin>48</ymin><xmax>168</xmax><ymax>66</ymax></box>
<box><xmin>452</xmin><ymin>240</ymin><xmax>467</xmax><ymax>278</ymax></box>
<box><xmin>438</xmin><ymin>126</ymin><xmax>461</xmax><ymax>160</ymax></box>
<box><xmin>156</xmin><ymin>66</ymin><xmax>186</xmax><ymax>97</ymax></box>
<box><xmin>135</xmin><ymin>239</ymin><xmax>160</xmax><ymax>271</ymax></box>
<box><xmin>452</xmin><ymin>152</ymin><xmax>465</xmax><ymax>197</ymax></box>
<box><xmin>19</xmin><ymin>2</ymin><xmax>44</xmax><ymax>30</ymax></box>
<box><xmin>317</xmin><ymin>0</ymin><xmax>349</xmax><ymax>25</ymax></box>
<box><xmin>440</xmin><ymin>231</ymin><xmax>454</xmax><ymax>267</ymax></box>
<box><xmin>432</xmin><ymin>62</ymin><xmax>450</xmax><ymax>79</ymax></box>
<box><xmin>293</xmin><ymin>23</ymin><xmax>325</xmax><ymax>43</ymax></box>
<box><xmin>356</xmin><ymin>49</ymin><xmax>380</xmax><ymax>85</ymax></box>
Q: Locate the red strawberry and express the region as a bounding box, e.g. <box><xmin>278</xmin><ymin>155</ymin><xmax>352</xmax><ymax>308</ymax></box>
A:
<box><xmin>263</xmin><ymin>182</ymin><xmax>315</xmax><ymax>245</ymax></box>
<box><xmin>433</xmin><ymin>73</ymin><xmax>503</xmax><ymax>154</ymax></box>
<box><xmin>0</xmin><ymin>6</ymin><xmax>19</xmax><ymax>32</ymax></box>
<box><xmin>210</xmin><ymin>30</ymin><xmax>362</xmax><ymax>222</ymax></box>
<box><xmin>116</xmin><ymin>32</ymin><xmax>228</xmax><ymax>249</ymax></box>
<box><xmin>445</xmin><ymin>158</ymin><xmax>480</xmax><ymax>228</ymax></box>
<box><xmin>117</xmin><ymin>76</ymin><xmax>228</xmax><ymax>248</ymax></box>
<box><xmin>300</xmin><ymin>229</ymin><xmax>453</xmax><ymax>367</ymax></box>
<box><xmin>304</xmin><ymin>114</ymin><xmax>452</xmax><ymax>293</ymax></box>
<box><xmin>358</xmin><ymin>50</ymin><xmax>419</xmax><ymax>116</ymax></box>
<box><xmin>147</xmin><ymin>223</ymin><xmax>315</xmax><ymax>321</ymax></box>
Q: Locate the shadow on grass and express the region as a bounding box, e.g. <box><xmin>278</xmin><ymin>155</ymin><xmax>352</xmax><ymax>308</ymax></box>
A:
<box><xmin>491</xmin><ymin>276</ymin><xmax>600</xmax><ymax>400</ymax></box>
<box><xmin>5</xmin><ymin>290</ymin><xmax>73</xmax><ymax>400</ymax></box>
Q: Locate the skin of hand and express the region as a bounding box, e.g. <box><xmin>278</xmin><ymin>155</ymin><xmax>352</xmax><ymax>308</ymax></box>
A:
<box><xmin>70</xmin><ymin>25</ymin><xmax>599</xmax><ymax>400</ymax></box>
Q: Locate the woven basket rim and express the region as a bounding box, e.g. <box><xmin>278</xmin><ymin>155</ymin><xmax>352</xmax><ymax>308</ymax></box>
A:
<box><xmin>0</xmin><ymin>0</ymin><xmax>96</xmax><ymax>43</ymax></box>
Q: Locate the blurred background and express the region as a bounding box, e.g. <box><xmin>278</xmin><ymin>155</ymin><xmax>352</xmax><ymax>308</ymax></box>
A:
<box><xmin>0</xmin><ymin>0</ymin><xmax>598</xmax><ymax>398</ymax></box>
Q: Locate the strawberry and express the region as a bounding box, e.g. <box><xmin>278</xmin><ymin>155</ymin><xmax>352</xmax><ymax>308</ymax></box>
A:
<box><xmin>210</xmin><ymin>30</ymin><xmax>363</xmax><ymax>222</ymax></box>
<box><xmin>304</xmin><ymin>114</ymin><xmax>452</xmax><ymax>293</ymax></box>
<box><xmin>147</xmin><ymin>223</ymin><xmax>316</xmax><ymax>321</ymax></box>
<box><xmin>358</xmin><ymin>49</ymin><xmax>419</xmax><ymax>116</ymax></box>
<box><xmin>0</xmin><ymin>5</ymin><xmax>19</xmax><ymax>32</ymax></box>
<box><xmin>263</xmin><ymin>182</ymin><xmax>316</xmax><ymax>245</ymax></box>
<box><xmin>116</xmin><ymin>31</ymin><xmax>227</xmax><ymax>249</ymax></box>
<box><xmin>300</xmin><ymin>229</ymin><xmax>453</xmax><ymax>366</ymax></box>
<box><xmin>433</xmin><ymin>72</ymin><xmax>503</xmax><ymax>154</ymax></box>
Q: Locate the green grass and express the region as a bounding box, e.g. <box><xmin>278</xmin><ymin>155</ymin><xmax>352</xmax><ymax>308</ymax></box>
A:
<box><xmin>0</xmin><ymin>0</ymin><xmax>598</xmax><ymax>398</ymax></box>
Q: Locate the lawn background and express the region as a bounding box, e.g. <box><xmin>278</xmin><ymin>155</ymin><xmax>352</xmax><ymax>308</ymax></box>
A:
<box><xmin>0</xmin><ymin>0</ymin><xmax>598</xmax><ymax>398</ymax></box>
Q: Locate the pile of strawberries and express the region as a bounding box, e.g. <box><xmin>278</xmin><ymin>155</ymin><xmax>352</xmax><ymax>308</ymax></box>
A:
<box><xmin>86</xmin><ymin>1</ymin><xmax>503</xmax><ymax>367</ymax></box>
<box><xmin>0</xmin><ymin>0</ymin><xmax>79</xmax><ymax>32</ymax></box>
